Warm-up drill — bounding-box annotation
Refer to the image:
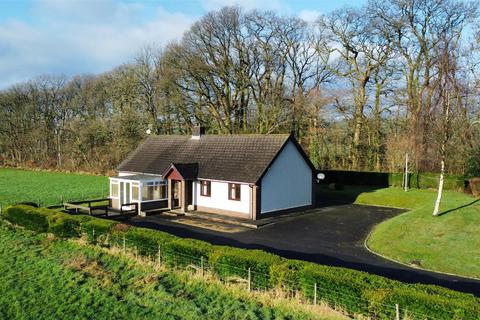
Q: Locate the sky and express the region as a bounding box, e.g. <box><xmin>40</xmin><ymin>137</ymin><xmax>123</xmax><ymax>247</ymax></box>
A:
<box><xmin>0</xmin><ymin>0</ymin><xmax>367</xmax><ymax>89</ymax></box>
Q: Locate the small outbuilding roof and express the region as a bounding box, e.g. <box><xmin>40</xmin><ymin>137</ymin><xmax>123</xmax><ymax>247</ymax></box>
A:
<box><xmin>109</xmin><ymin>174</ymin><xmax>163</xmax><ymax>181</ymax></box>
<box><xmin>116</xmin><ymin>133</ymin><xmax>314</xmax><ymax>184</ymax></box>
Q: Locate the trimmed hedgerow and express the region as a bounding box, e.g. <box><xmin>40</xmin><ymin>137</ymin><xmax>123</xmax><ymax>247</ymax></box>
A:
<box><xmin>3</xmin><ymin>205</ymin><xmax>81</xmax><ymax>238</ymax></box>
<box><xmin>269</xmin><ymin>259</ymin><xmax>308</xmax><ymax>291</ymax></box>
<box><xmin>363</xmin><ymin>284</ymin><xmax>480</xmax><ymax>319</ymax></box>
<box><xmin>114</xmin><ymin>226</ymin><xmax>176</xmax><ymax>256</ymax></box>
<box><xmin>298</xmin><ymin>262</ymin><xmax>390</xmax><ymax>315</ymax></box>
<box><xmin>209</xmin><ymin>246</ymin><xmax>283</xmax><ymax>289</ymax></box>
<box><xmin>3</xmin><ymin>205</ymin><xmax>50</xmax><ymax>232</ymax></box>
<box><xmin>163</xmin><ymin>238</ymin><xmax>214</xmax><ymax>268</ymax></box>
<box><xmin>2</xmin><ymin>205</ymin><xmax>479</xmax><ymax>319</ymax></box>
<box><xmin>73</xmin><ymin>215</ymin><xmax>119</xmax><ymax>242</ymax></box>
<box><xmin>46</xmin><ymin>213</ymin><xmax>81</xmax><ymax>238</ymax></box>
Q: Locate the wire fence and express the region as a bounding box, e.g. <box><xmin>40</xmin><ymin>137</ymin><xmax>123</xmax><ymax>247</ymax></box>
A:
<box><xmin>0</xmin><ymin>189</ymin><xmax>109</xmax><ymax>211</ymax></box>
<box><xmin>82</xmin><ymin>226</ymin><xmax>447</xmax><ymax>320</ymax></box>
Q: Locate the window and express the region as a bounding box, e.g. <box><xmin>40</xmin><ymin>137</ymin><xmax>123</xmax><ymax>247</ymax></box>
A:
<box><xmin>131</xmin><ymin>183</ymin><xmax>139</xmax><ymax>201</ymax></box>
<box><xmin>142</xmin><ymin>181</ymin><xmax>167</xmax><ymax>201</ymax></box>
<box><xmin>228</xmin><ymin>183</ymin><xmax>241</xmax><ymax>201</ymax></box>
<box><xmin>200</xmin><ymin>180</ymin><xmax>211</xmax><ymax>197</ymax></box>
<box><xmin>111</xmin><ymin>182</ymin><xmax>119</xmax><ymax>198</ymax></box>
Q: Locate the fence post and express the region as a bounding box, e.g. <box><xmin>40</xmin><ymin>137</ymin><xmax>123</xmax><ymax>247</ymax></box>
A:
<box><xmin>314</xmin><ymin>283</ymin><xmax>317</xmax><ymax>305</ymax></box>
<box><xmin>248</xmin><ymin>268</ymin><xmax>251</xmax><ymax>292</ymax></box>
<box><xmin>395</xmin><ymin>304</ymin><xmax>400</xmax><ymax>320</ymax></box>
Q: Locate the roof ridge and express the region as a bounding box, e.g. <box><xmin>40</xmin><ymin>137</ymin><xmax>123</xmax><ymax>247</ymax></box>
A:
<box><xmin>116</xmin><ymin>133</ymin><xmax>306</xmax><ymax>183</ymax></box>
<box><xmin>148</xmin><ymin>133</ymin><xmax>290</xmax><ymax>137</ymax></box>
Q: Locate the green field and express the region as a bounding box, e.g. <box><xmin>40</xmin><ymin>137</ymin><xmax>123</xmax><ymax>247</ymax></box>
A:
<box><xmin>0</xmin><ymin>168</ymin><xmax>108</xmax><ymax>207</ymax></box>
<box><xmin>321</xmin><ymin>185</ymin><xmax>480</xmax><ymax>278</ymax></box>
<box><xmin>0</xmin><ymin>222</ymin><xmax>341</xmax><ymax>320</ymax></box>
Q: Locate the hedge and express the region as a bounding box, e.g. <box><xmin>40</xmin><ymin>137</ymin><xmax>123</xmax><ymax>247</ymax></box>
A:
<box><xmin>46</xmin><ymin>213</ymin><xmax>81</xmax><ymax>238</ymax></box>
<box><xmin>111</xmin><ymin>226</ymin><xmax>176</xmax><ymax>256</ymax></box>
<box><xmin>209</xmin><ymin>246</ymin><xmax>283</xmax><ymax>289</ymax></box>
<box><xmin>2</xmin><ymin>205</ymin><xmax>50</xmax><ymax>232</ymax></box>
<box><xmin>320</xmin><ymin>170</ymin><xmax>465</xmax><ymax>191</ymax></box>
<box><xmin>2</xmin><ymin>205</ymin><xmax>479</xmax><ymax>319</ymax></box>
<box><xmin>298</xmin><ymin>262</ymin><xmax>392</xmax><ymax>316</ymax></box>
<box><xmin>163</xmin><ymin>238</ymin><xmax>214</xmax><ymax>268</ymax></box>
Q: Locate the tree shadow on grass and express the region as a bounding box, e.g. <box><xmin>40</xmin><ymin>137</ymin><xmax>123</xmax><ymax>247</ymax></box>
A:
<box><xmin>438</xmin><ymin>198</ymin><xmax>480</xmax><ymax>216</ymax></box>
<box><xmin>315</xmin><ymin>184</ymin><xmax>382</xmax><ymax>208</ymax></box>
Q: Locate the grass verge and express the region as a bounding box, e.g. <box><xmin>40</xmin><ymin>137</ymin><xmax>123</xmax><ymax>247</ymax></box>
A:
<box><xmin>0</xmin><ymin>221</ymin><xmax>343</xmax><ymax>320</ymax></box>
<box><xmin>319</xmin><ymin>185</ymin><xmax>480</xmax><ymax>278</ymax></box>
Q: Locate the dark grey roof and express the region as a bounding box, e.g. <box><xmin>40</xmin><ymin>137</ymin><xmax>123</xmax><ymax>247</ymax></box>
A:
<box><xmin>166</xmin><ymin>163</ymin><xmax>199</xmax><ymax>180</ymax></box>
<box><xmin>117</xmin><ymin>134</ymin><xmax>306</xmax><ymax>183</ymax></box>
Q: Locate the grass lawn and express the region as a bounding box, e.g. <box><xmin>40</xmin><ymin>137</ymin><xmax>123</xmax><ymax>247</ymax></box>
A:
<box><xmin>0</xmin><ymin>168</ymin><xmax>108</xmax><ymax>207</ymax></box>
<box><xmin>320</xmin><ymin>185</ymin><xmax>480</xmax><ymax>278</ymax></box>
<box><xmin>0</xmin><ymin>223</ymin><xmax>342</xmax><ymax>320</ymax></box>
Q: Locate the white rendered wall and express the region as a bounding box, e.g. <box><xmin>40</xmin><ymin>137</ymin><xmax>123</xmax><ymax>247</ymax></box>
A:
<box><xmin>194</xmin><ymin>180</ymin><xmax>251</xmax><ymax>215</ymax></box>
<box><xmin>260</xmin><ymin>141</ymin><xmax>312</xmax><ymax>214</ymax></box>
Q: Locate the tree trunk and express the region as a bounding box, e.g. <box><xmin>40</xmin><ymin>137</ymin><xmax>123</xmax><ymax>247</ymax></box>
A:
<box><xmin>433</xmin><ymin>90</ymin><xmax>450</xmax><ymax>217</ymax></box>
<box><xmin>432</xmin><ymin>157</ymin><xmax>445</xmax><ymax>216</ymax></box>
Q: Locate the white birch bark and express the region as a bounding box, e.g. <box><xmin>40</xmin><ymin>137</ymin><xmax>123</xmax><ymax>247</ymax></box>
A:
<box><xmin>433</xmin><ymin>91</ymin><xmax>450</xmax><ymax>216</ymax></box>
<box><xmin>433</xmin><ymin>159</ymin><xmax>445</xmax><ymax>216</ymax></box>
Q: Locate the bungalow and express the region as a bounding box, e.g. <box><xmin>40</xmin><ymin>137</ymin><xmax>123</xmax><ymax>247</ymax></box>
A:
<box><xmin>109</xmin><ymin>127</ymin><xmax>316</xmax><ymax>220</ymax></box>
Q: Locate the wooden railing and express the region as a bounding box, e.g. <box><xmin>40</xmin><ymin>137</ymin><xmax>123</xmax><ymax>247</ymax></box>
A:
<box><xmin>64</xmin><ymin>198</ymin><xmax>111</xmax><ymax>215</ymax></box>
<box><xmin>120</xmin><ymin>202</ymin><xmax>139</xmax><ymax>215</ymax></box>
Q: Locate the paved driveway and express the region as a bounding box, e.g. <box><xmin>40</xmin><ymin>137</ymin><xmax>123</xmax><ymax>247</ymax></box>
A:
<box><xmin>125</xmin><ymin>202</ymin><xmax>480</xmax><ymax>296</ymax></box>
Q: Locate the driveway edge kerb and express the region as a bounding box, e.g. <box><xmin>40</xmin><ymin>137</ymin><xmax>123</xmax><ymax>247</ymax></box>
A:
<box><xmin>363</xmin><ymin>219</ymin><xmax>480</xmax><ymax>282</ymax></box>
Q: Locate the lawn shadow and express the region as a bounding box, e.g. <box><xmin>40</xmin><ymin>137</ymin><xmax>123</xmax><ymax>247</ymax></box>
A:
<box><xmin>315</xmin><ymin>183</ymin><xmax>382</xmax><ymax>208</ymax></box>
<box><xmin>438</xmin><ymin>198</ymin><xmax>480</xmax><ymax>216</ymax></box>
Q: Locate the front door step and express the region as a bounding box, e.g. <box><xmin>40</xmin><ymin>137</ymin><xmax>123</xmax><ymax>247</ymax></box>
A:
<box><xmin>164</xmin><ymin>209</ymin><xmax>185</xmax><ymax>217</ymax></box>
<box><xmin>173</xmin><ymin>217</ymin><xmax>249</xmax><ymax>233</ymax></box>
<box><xmin>184</xmin><ymin>211</ymin><xmax>265</xmax><ymax>229</ymax></box>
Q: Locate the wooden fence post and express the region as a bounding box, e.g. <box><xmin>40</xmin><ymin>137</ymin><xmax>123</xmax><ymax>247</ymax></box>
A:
<box><xmin>248</xmin><ymin>268</ymin><xmax>251</xmax><ymax>292</ymax></box>
<box><xmin>395</xmin><ymin>304</ymin><xmax>400</xmax><ymax>320</ymax></box>
<box><xmin>314</xmin><ymin>283</ymin><xmax>317</xmax><ymax>305</ymax></box>
<box><xmin>157</xmin><ymin>245</ymin><xmax>161</xmax><ymax>266</ymax></box>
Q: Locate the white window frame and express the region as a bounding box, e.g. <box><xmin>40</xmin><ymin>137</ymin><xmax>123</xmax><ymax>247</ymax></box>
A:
<box><xmin>110</xmin><ymin>179</ymin><xmax>119</xmax><ymax>199</ymax></box>
<box><xmin>141</xmin><ymin>180</ymin><xmax>168</xmax><ymax>202</ymax></box>
<box><xmin>131</xmin><ymin>182</ymin><xmax>140</xmax><ymax>202</ymax></box>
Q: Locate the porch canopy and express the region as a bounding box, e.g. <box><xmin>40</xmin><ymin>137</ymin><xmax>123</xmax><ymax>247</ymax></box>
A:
<box><xmin>163</xmin><ymin>163</ymin><xmax>198</xmax><ymax>212</ymax></box>
<box><xmin>109</xmin><ymin>174</ymin><xmax>167</xmax><ymax>211</ymax></box>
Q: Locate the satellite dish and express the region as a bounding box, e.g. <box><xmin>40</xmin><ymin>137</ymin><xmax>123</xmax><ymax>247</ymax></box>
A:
<box><xmin>146</xmin><ymin>129</ymin><xmax>152</xmax><ymax>135</ymax></box>
<box><xmin>317</xmin><ymin>173</ymin><xmax>325</xmax><ymax>180</ymax></box>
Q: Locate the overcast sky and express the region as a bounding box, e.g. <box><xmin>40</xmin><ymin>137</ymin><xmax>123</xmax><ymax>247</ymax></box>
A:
<box><xmin>0</xmin><ymin>0</ymin><xmax>367</xmax><ymax>89</ymax></box>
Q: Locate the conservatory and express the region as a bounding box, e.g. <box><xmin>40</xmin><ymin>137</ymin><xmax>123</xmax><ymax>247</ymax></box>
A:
<box><xmin>109</xmin><ymin>174</ymin><xmax>169</xmax><ymax>215</ymax></box>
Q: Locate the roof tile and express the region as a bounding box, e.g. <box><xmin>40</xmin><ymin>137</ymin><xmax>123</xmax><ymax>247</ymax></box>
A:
<box><xmin>116</xmin><ymin>134</ymin><xmax>291</xmax><ymax>183</ymax></box>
